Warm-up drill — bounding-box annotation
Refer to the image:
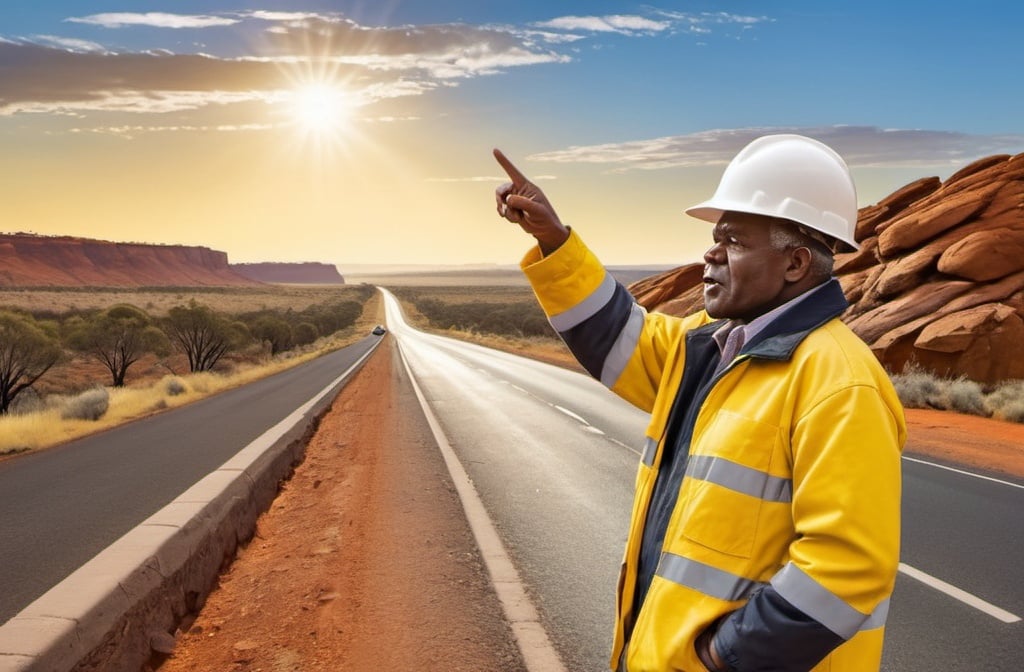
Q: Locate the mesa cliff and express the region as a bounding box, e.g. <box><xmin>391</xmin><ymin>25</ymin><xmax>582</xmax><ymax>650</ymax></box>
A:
<box><xmin>231</xmin><ymin>262</ymin><xmax>345</xmax><ymax>285</ymax></box>
<box><xmin>629</xmin><ymin>153</ymin><xmax>1024</xmax><ymax>385</ymax></box>
<box><xmin>0</xmin><ymin>234</ymin><xmax>258</xmax><ymax>287</ymax></box>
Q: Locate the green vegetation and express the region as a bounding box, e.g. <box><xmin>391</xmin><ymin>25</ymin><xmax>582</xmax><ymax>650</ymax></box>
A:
<box><xmin>0</xmin><ymin>285</ymin><xmax>379</xmax><ymax>453</ymax></box>
<box><xmin>390</xmin><ymin>286</ymin><xmax>555</xmax><ymax>339</ymax></box>
<box><xmin>0</xmin><ymin>310</ymin><xmax>63</xmax><ymax>414</ymax></box>
<box><xmin>65</xmin><ymin>304</ymin><xmax>171</xmax><ymax>386</ymax></box>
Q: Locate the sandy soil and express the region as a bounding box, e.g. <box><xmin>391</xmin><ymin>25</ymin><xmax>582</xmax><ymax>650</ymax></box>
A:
<box><xmin>156</xmin><ymin>339</ymin><xmax>526</xmax><ymax>672</ymax></box>
<box><xmin>156</xmin><ymin>341</ymin><xmax>1023</xmax><ymax>672</ymax></box>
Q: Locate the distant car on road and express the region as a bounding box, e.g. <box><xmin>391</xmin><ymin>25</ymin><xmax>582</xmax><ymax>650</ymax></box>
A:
<box><xmin>372</xmin><ymin>325</ymin><xmax>387</xmax><ymax>336</ymax></box>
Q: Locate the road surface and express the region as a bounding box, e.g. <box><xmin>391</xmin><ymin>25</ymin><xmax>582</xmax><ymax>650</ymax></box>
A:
<box><xmin>0</xmin><ymin>335</ymin><xmax>380</xmax><ymax>625</ymax></box>
<box><xmin>383</xmin><ymin>288</ymin><xmax>1024</xmax><ymax>672</ymax></box>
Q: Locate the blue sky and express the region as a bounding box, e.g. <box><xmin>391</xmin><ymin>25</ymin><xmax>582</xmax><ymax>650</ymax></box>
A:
<box><xmin>2</xmin><ymin>2</ymin><xmax>1022</xmax><ymax>267</ymax></box>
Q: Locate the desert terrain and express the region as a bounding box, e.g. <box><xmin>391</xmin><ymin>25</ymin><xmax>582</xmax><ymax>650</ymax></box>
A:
<box><xmin>154</xmin><ymin>324</ymin><xmax>1024</xmax><ymax>671</ymax></box>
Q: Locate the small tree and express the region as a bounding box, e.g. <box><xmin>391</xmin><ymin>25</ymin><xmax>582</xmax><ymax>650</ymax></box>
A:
<box><xmin>66</xmin><ymin>304</ymin><xmax>170</xmax><ymax>387</ymax></box>
<box><xmin>0</xmin><ymin>311</ymin><xmax>62</xmax><ymax>414</ymax></box>
<box><xmin>252</xmin><ymin>315</ymin><xmax>293</xmax><ymax>355</ymax></box>
<box><xmin>292</xmin><ymin>322</ymin><xmax>319</xmax><ymax>347</ymax></box>
<box><xmin>163</xmin><ymin>301</ymin><xmax>249</xmax><ymax>373</ymax></box>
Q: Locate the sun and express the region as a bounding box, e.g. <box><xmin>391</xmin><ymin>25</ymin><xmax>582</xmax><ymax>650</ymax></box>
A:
<box><xmin>288</xmin><ymin>83</ymin><xmax>352</xmax><ymax>137</ymax></box>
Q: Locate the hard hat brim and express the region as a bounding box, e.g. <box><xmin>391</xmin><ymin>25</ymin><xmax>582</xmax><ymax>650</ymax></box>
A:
<box><xmin>683</xmin><ymin>200</ymin><xmax>860</xmax><ymax>253</ymax></box>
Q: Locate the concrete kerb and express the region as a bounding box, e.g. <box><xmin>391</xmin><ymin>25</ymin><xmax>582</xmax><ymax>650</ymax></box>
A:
<box><xmin>0</xmin><ymin>339</ymin><xmax>381</xmax><ymax>672</ymax></box>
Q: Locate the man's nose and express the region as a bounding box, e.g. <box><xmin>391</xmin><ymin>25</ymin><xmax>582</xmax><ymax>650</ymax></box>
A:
<box><xmin>703</xmin><ymin>241</ymin><xmax>725</xmax><ymax>264</ymax></box>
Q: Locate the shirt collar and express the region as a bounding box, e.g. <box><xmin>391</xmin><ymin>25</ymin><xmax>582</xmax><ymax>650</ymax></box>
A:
<box><xmin>711</xmin><ymin>280</ymin><xmax>830</xmax><ymax>355</ymax></box>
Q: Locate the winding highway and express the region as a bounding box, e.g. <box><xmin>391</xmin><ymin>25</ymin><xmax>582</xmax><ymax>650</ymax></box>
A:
<box><xmin>382</xmin><ymin>288</ymin><xmax>1024</xmax><ymax>672</ymax></box>
<box><xmin>0</xmin><ymin>335</ymin><xmax>380</xmax><ymax>625</ymax></box>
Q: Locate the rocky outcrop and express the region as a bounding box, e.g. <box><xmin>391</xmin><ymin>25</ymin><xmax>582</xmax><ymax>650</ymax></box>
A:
<box><xmin>0</xmin><ymin>234</ymin><xmax>259</xmax><ymax>287</ymax></box>
<box><xmin>628</xmin><ymin>153</ymin><xmax>1024</xmax><ymax>385</ymax></box>
<box><xmin>231</xmin><ymin>262</ymin><xmax>345</xmax><ymax>285</ymax></box>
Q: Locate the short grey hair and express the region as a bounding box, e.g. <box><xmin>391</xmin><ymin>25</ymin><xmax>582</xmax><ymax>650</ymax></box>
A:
<box><xmin>769</xmin><ymin>220</ymin><xmax>835</xmax><ymax>278</ymax></box>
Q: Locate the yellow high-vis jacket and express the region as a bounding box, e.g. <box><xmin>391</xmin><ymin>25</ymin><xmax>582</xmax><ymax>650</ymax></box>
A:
<box><xmin>522</xmin><ymin>231</ymin><xmax>905</xmax><ymax>672</ymax></box>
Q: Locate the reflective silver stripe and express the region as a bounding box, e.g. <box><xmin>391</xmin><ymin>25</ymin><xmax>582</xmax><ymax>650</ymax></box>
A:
<box><xmin>686</xmin><ymin>455</ymin><xmax>792</xmax><ymax>503</ymax></box>
<box><xmin>600</xmin><ymin>302</ymin><xmax>646</xmax><ymax>387</ymax></box>
<box><xmin>640</xmin><ymin>437</ymin><xmax>658</xmax><ymax>467</ymax></box>
<box><xmin>772</xmin><ymin>563</ymin><xmax>885</xmax><ymax>639</ymax></box>
<box><xmin>657</xmin><ymin>552</ymin><xmax>765</xmax><ymax>602</ymax></box>
<box><xmin>548</xmin><ymin>271</ymin><xmax>617</xmax><ymax>332</ymax></box>
<box><xmin>860</xmin><ymin>597</ymin><xmax>890</xmax><ymax>631</ymax></box>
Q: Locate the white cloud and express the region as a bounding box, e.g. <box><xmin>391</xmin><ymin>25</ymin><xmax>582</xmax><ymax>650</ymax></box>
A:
<box><xmin>246</xmin><ymin>11</ymin><xmax>326</xmax><ymax>23</ymax></box>
<box><xmin>70</xmin><ymin>122</ymin><xmax>274</xmax><ymax>139</ymax></box>
<box><xmin>31</xmin><ymin>35</ymin><xmax>106</xmax><ymax>52</ymax></box>
<box><xmin>67</xmin><ymin>12</ymin><xmax>239</xmax><ymax>29</ymax></box>
<box><xmin>526</xmin><ymin>126</ymin><xmax>1024</xmax><ymax>171</ymax></box>
<box><xmin>3</xmin><ymin>90</ymin><xmax>270</xmax><ymax>116</ymax></box>
<box><xmin>533</xmin><ymin>15</ymin><xmax>670</xmax><ymax>35</ymax></box>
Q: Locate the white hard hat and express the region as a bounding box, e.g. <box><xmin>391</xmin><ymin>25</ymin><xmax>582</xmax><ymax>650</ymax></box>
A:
<box><xmin>685</xmin><ymin>134</ymin><xmax>859</xmax><ymax>252</ymax></box>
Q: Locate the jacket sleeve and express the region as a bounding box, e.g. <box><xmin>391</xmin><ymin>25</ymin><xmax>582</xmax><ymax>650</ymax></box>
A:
<box><xmin>520</xmin><ymin>230</ymin><xmax>695</xmax><ymax>413</ymax></box>
<box><xmin>713</xmin><ymin>382</ymin><xmax>903</xmax><ymax>671</ymax></box>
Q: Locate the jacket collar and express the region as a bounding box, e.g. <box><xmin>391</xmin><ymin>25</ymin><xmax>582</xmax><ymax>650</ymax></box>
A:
<box><xmin>691</xmin><ymin>278</ymin><xmax>848</xmax><ymax>363</ymax></box>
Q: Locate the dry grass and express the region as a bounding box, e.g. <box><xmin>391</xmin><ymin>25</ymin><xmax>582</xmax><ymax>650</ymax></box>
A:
<box><xmin>890</xmin><ymin>366</ymin><xmax>1024</xmax><ymax>423</ymax></box>
<box><xmin>0</xmin><ymin>284</ymin><xmax>372</xmax><ymax>318</ymax></box>
<box><xmin>386</xmin><ymin>284</ymin><xmax>538</xmax><ymax>305</ymax></box>
<box><xmin>0</xmin><ymin>289</ymin><xmax>384</xmax><ymax>457</ymax></box>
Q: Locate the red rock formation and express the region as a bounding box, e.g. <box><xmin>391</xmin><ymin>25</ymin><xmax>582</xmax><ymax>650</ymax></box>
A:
<box><xmin>0</xmin><ymin>234</ymin><xmax>259</xmax><ymax>287</ymax></box>
<box><xmin>231</xmin><ymin>262</ymin><xmax>345</xmax><ymax>285</ymax></box>
<box><xmin>628</xmin><ymin>153</ymin><xmax>1024</xmax><ymax>385</ymax></box>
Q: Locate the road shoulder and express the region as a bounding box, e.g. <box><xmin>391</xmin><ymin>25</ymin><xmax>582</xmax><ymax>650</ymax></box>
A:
<box><xmin>158</xmin><ymin>338</ymin><xmax>527</xmax><ymax>671</ymax></box>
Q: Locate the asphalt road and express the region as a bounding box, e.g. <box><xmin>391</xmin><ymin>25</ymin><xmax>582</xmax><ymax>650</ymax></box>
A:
<box><xmin>0</xmin><ymin>335</ymin><xmax>380</xmax><ymax>625</ymax></box>
<box><xmin>383</xmin><ymin>289</ymin><xmax>1024</xmax><ymax>672</ymax></box>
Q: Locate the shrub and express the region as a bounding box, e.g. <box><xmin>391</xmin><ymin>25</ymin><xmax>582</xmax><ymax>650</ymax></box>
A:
<box><xmin>995</xmin><ymin>399</ymin><xmax>1024</xmax><ymax>424</ymax></box>
<box><xmin>164</xmin><ymin>377</ymin><xmax>187</xmax><ymax>396</ymax></box>
<box><xmin>891</xmin><ymin>369</ymin><xmax>942</xmax><ymax>409</ymax></box>
<box><xmin>61</xmin><ymin>387</ymin><xmax>110</xmax><ymax>421</ymax></box>
<box><xmin>945</xmin><ymin>378</ymin><xmax>987</xmax><ymax>416</ymax></box>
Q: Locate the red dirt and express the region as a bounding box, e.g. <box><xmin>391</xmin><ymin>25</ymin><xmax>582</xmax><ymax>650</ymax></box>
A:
<box><xmin>156</xmin><ymin>343</ymin><xmax>1023</xmax><ymax>672</ymax></box>
<box><xmin>903</xmin><ymin>408</ymin><xmax>1024</xmax><ymax>478</ymax></box>
<box><xmin>156</xmin><ymin>339</ymin><xmax>526</xmax><ymax>672</ymax></box>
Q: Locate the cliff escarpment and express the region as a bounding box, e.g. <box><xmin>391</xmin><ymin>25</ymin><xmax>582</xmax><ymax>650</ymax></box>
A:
<box><xmin>231</xmin><ymin>262</ymin><xmax>345</xmax><ymax>285</ymax></box>
<box><xmin>0</xmin><ymin>234</ymin><xmax>259</xmax><ymax>287</ymax></box>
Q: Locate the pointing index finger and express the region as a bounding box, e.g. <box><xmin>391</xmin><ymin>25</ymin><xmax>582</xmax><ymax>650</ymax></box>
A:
<box><xmin>493</xmin><ymin>148</ymin><xmax>528</xmax><ymax>186</ymax></box>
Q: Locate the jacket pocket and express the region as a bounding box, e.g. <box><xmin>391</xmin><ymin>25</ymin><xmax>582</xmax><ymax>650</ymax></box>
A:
<box><xmin>677</xmin><ymin>410</ymin><xmax>781</xmax><ymax>558</ymax></box>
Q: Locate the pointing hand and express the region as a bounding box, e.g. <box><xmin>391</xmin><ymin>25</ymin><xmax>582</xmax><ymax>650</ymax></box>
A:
<box><xmin>493</xmin><ymin>148</ymin><xmax>569</xmax><ymax>255</ymax></box>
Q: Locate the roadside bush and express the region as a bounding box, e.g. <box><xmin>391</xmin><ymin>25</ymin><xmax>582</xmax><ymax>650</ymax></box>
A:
<box><xmin>944</xmin><ymin>378</ymin><xmax>987</xmax><ymax>417</ymax></box>
<box><xmin>996</xmin><ymin>400</ymin><xmax>1024</xmax><ymax>424</ymax></box>
<box><xmin>890</xmin><ymin>369</ymin><xmax>1024</xmax><ymax>424</ymax></box>
<box><xmin>411</xmin><ymin>298</ymin><xmax>554</xmax><ymax>338</ymax></box>
<box><xmin>293</xmin><ymin>322</ymin><xmax>319</xmax><ymax>347</ymax></box>
<box><xmin>164</xmin><ymin>377</ymin><xmax>187</xmax><ymax>396</ymax></box>
<box><xmin>61</xmin><ymin>387</ymin><xmax>110</xmax><ymax>421</ymax></box>
<box><xmin>890</xmin><ymin>368</ymin><xmax>942</xmax><ymax>409</ymax></box>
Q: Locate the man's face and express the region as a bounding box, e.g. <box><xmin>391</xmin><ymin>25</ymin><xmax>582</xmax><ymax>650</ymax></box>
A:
<box><xmin>702</xmin><ymin>213</ymin><xmax>794</xmax><ymax>322</ymax></box>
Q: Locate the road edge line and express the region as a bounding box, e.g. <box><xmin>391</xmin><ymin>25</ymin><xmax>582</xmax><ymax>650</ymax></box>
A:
<box><xmin>898</xmin><ymin>562</ymin><xmax>1022</xmax><ymax>623</ymax></box>
<box><xmin>0</xmin><ymin>339</ymin><xmax>381</xmax><ymax>672</ymax></box>
<box><xmin>396</xmin><ymin>339</ymin><xmax>568</xmax><ymax>672</ymax></box>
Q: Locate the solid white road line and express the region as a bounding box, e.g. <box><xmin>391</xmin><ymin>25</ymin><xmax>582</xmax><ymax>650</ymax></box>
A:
<box><xmin>902</xmin><ymin>455</ymin><xmax>1024</xmax><ymax>490</ymax></box>
<box><xmin>898</xmin><ymin>562</ymin><xmax>1022</xmax><ymax>624</ymax></box>
<box><xmin>397</xmin><ymin>340</ymin><xmax>568</xmax><ymax>672</ymax></box>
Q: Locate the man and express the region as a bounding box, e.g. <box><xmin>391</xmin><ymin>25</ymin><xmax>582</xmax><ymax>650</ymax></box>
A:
<box><xmin>493</xmin><ymin>135</ymin><xmax>905</xmax><ymax>672</ymax></box>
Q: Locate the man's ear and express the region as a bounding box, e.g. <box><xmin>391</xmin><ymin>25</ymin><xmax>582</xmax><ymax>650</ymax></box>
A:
<box><xmin>783</xmin><ymin>246</ymin><xmax>814</xmax><ymax>283</ymax></box>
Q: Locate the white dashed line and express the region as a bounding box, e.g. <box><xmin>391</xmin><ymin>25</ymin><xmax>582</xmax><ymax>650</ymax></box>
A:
<box><xmin>553</xmin><ymin>405</ymin><xmax>588</xmax><ymax>425</ymax></box>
